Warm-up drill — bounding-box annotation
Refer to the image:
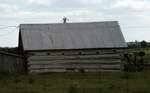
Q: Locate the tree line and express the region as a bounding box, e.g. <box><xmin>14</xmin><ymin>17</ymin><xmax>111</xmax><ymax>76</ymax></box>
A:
<box><xmin>127</xmin><ymin>40</ymin><xmax>150</xmax><ymax>48</ymax></box>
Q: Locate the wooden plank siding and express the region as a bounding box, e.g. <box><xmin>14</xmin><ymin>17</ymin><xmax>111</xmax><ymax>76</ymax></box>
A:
<box><xmin>27</xmin><ymin>49</ymin><xmax>123</xmax><ymax>73</ymax></box>
<box><xmin>0</xmin><ymin>51</ymin><xmax>27</xmax><ymax>73</ymax></box>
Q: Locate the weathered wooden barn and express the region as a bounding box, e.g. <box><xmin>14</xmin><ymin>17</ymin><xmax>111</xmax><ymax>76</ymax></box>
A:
<box><xmin>19</xmin><ymin>21</ymin><xmax>127</xmax><ymax>73</ymax></box>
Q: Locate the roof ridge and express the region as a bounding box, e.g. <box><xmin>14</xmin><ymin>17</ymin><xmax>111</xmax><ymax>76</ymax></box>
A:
<box><xmin>20</xmin><ymin>21</ymin><xmax>118</xmax><ymax>25</ymax></box>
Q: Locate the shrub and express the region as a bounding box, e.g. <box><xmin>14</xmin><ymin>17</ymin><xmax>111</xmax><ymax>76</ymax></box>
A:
<box><xmin>123</xmin><ymin>52</ymin><xmax>145</xmax><ymax>72</ymax></box>
<box><xmin>68</xmin><ymin>86</ymin><xmax>77</xmax><ymax>93</ymax></box>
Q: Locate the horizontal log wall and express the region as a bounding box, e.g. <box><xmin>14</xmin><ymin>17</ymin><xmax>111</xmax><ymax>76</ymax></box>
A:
<box><xmin>27</xmin><ymin>49</ymin><xmax>124</xmax><ymax>73</ymax></box>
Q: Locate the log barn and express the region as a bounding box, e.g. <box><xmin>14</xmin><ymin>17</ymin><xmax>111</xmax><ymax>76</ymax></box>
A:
<box><xmin>19</xmin><ymin>21</ymin><xmax>127</xmax><ymax>73</ymax></box>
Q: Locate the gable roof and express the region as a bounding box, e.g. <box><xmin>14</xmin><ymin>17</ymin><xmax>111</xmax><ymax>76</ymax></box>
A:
<box><xmin>19</xmin><ymin>21</ymin><xmax>127</xmax><ymax>51</ymax></box>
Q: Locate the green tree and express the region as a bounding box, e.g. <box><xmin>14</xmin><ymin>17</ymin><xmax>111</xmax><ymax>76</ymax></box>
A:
<box><xmin>140</xmin><ymin>40</ymin><xmax>147</xmax><ymax>48</ymax></box>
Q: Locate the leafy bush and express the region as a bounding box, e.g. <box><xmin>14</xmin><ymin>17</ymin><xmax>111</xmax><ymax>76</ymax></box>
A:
<box><xmin>123</xmin><ymin>51</ymin><xmax>145</xmax><ymax>72</ymax></box>
<box><xmin>68</xmin><ymin>86</ymin><xmax>77</xmax><ymax>93</ymax></box>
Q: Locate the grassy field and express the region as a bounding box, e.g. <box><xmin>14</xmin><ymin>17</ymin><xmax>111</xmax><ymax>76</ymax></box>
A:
<box><xmin>0</xmin><ymin>71</ymin><xmax>150</xmax><ymax>93</ymax></box>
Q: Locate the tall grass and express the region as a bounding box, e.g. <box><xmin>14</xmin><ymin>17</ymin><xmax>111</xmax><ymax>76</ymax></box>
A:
<box><xmin>0</xmin><ymin>71</ymin><xmax>149</xmax><ymax>93</ymax></box>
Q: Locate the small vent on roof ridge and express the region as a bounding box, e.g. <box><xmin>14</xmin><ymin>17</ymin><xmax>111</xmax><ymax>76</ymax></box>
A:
<box><xmin>63</xmin><ymin>16</ymin><xmax>69</xmax><ymax>24</ymax></box>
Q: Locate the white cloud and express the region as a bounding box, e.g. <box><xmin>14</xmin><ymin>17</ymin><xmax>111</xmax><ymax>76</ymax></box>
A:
<box><xmin>112</xmin><ymin>0</ymin><xmax>150</xmax><ymax>10</ymax></box>
<box><xmin>80</xmin><ymin>0</ymin><xmax>102</xmax><ymax>5</ymax></box>
<box><xmin>16</xmin><ymin>10</ymin><xmax>92</xmax><ymax>19</ymax></box>
<box><xmin>27</xmin><ymin>0</ymin><xmax>102</xmax><ymax>6</ymax></box>
<box><xmin>0</xmin><ymin>3</ymin><xmax>20</xmax><ymax>19</ymax></box>
<box><xmin>0</xmin><ymin>1</ymin><xmax>97</xmax><ymax>21</ymax></box>
<box><xmin>0</xmin><ymin>4</ymin><xmax>18</xmax><ymax>13</ymax></box>
<box><xmin>28</xmin><ymin>0</ymin><xmax>51</xmax><ymax>5</ymax></box>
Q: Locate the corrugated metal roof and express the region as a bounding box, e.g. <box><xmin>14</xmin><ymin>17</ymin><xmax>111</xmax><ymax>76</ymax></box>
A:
<box><xmin>20</xmin><ymin>21</ymin><xmax>127</xmax><ymax>51</ymax></box>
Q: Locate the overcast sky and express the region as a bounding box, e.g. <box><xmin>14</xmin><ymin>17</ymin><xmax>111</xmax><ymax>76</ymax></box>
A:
<box><xmin>0</xmin><ymin>0</ymin><xmax>150</xmax><ymax>47</ymax></box>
